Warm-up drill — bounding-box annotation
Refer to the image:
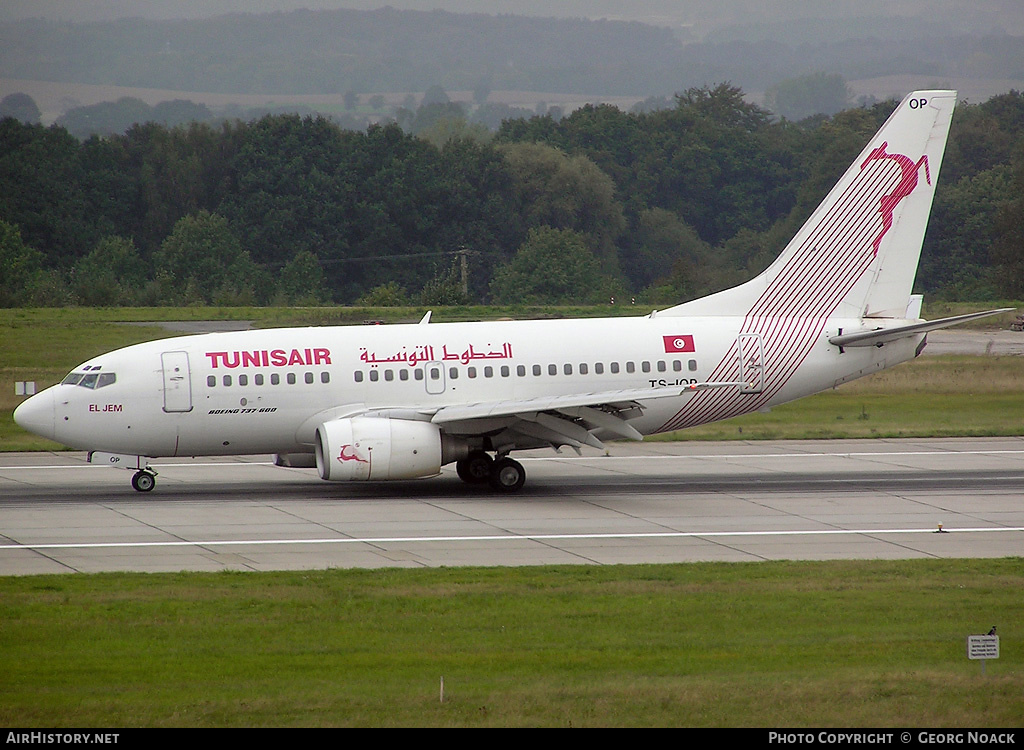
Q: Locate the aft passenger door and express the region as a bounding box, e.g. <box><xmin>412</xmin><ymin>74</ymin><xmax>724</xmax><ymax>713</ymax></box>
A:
<box><xmin>737</xmin><ymin>333</ymin><xmax>764</xmax><ymax>394</ymax></box>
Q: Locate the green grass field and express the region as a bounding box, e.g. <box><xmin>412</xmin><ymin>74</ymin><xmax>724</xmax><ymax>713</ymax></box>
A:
<box><xmin>1</xmin><ymin>560</ymin><xmax>1022</xmax><ymax>727</ymax></box>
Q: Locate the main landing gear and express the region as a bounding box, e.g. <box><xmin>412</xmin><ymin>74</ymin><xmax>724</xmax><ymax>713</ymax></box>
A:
<box><xmin>455</xmin><ymin>450</ymin><xmax>526</xmax><ymax>493</ymax></box>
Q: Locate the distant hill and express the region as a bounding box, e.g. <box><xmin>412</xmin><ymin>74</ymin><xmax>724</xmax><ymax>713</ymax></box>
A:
<box><xmin>0</xmin><ymin>6</ymin><xmax>1022</xmax><ymax>106</ymax></box>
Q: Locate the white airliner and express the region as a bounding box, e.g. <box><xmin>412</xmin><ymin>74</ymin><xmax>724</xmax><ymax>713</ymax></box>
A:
<box><xmin>13</xmin><ymin>90</ymin><xmax>1010</xmax><ymax>493</ymax></box>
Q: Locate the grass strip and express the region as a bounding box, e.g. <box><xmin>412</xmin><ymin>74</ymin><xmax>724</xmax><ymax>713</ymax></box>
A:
<box><xmin>1</xmin><ymin>560</ymin><xmax>1021</xmax><ymax>727</ymax></box>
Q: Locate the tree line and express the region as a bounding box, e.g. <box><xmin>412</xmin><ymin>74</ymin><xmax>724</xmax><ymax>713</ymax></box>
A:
<box><xmin>2</xmin><ymin>84</ymin><xmax>1023</xmax><ymax>308</ymax></box>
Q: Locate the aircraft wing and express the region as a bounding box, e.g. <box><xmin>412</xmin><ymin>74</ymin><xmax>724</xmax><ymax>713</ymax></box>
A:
<box><xmin>426</xmin><ymin>381</ymin><xmax>746</xmax><ymax>450</ymax></box>
<box><xmin>828</xmin><ymin>308</ymin><xmax>1012</xmax><ymax>348</ymax></box>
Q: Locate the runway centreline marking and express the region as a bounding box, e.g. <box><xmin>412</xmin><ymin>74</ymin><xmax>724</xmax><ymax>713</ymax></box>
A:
<box><xmin>3</xmin><ymin>527</ymin><xmax>1023</xmax><ymax>551</ymax></box>
<box><xmin>4</xmin><ymin>448</ymin><xmax>1024</xmax><ymax>471</ymax></box>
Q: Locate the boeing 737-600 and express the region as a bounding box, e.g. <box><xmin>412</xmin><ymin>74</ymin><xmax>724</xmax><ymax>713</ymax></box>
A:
<box><xmin>13</xmin><ymin>90</ymin><xmax>1010</xmax><ymax>492</ymax></box>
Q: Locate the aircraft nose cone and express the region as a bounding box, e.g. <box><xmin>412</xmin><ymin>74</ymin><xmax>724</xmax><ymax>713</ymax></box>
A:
<box><xmin>13</xmin><ymin>388</ymin><xmax>56</xmax><ymax>440</ymax></box>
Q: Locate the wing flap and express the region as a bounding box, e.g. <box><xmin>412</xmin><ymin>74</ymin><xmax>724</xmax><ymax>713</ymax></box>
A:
<box><xmin>430</xmin><ymin>381</ymin><xmax>746</xmax><ymax>426</ymax></box>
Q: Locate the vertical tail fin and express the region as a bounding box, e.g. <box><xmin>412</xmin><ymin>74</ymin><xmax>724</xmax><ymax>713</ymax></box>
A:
<box><xmin>661</xmin><ymin>90</ymin><xmax>956</xmax><ymax>320</ymax></box>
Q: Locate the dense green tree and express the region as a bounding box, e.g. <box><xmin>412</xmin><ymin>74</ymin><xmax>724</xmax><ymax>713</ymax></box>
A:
<box><xmin>0</xmin><ymin>119</ymin><xmax>95</xmax><ymax>269</ymax></box>
<box><xmin>920</xmin><ymin>166</ymin><xmax>1013</xmax><ymax>298</ymax></box>
<box><xmin>276</xmin><ymin>250</ymin><xmax>327</xmax><ymax>305</ymax></box>
<box><xmin>356</xmin><ymin>281</ymin><xmax>410</xmax><ymax>307</ymax></box>
<box><xmin>0</xmin><ymin>219</ymin><xmax>44</xmax><ymax>307</ymax></box>
<box><xmin>990</xmin><ymin>157</ymin><xmax>1024</xmax><ymax>298</ymax></box>
<box><xmin>155</xmin><ymin>211</ymin><xmax>255</xmax><ymax>304</ymax></box>
<box><xmin>0</xmin><ymin>86</ymin><xmax>1021</xmax><ymax>307</ymax></box>
<box><xmin>498</xmin><ymin>142</ymin><xmax>625</xmax><ymax>273</ymax></box>
<box><xmin>625</xmin><ymin>208</ymin><xmax>712</xmax><ymax>294</ymax></box>
<box><xmin>420</xmin><ymin>263</ymin><xmax>471</xmax><ymax>306</ymax></box>
<box><xmin>219</xmin><ymin>114</ymin><xmax>359</xmax><ymax>276</ymax></box>
<box><xmin>943</xmin><ymin>105</ymin><xmax>1018</xmax><ymax>185</ymax></box>
<box><xmin>407</xmin><ymin>102</ymin><xmax>468</xmax><ymax>137</ymax></box>
<box><xmin>71</xmin><ymin>235</ymin><xmax>147</xmax><ymax>306</ymax></box>
<box><xmin>498</xmin><ymin>85</ymin><xmax>793</xmax><ymax>247</ymax></box>
<box><xmin>490</xmin><ymin>227</ymin><xmax>605</xmax><ymax>304</ymax></box>
<box><xmin>415</xmin><ymin>114</ymin><xmax>491</xmax><ymax>149</ymax></box>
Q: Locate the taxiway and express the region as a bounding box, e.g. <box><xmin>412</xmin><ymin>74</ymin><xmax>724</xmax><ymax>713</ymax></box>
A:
<box><xmin>1</xmin><ymin>437</ymin><xmax>1022</xmax><ymax>575</ymax></box>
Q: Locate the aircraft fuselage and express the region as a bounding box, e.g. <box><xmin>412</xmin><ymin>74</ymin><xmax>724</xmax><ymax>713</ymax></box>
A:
<box><xmin>24</xmin><ymin>314</ymin><xmax>921</xmax><ymax>459</ymax></box>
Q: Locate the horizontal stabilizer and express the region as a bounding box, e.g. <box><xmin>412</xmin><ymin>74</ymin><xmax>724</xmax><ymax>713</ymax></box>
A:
<box><xmin>828</xmin><ymin>309</ymin><xmax>1013</xmax><ymax>348</ymax></box>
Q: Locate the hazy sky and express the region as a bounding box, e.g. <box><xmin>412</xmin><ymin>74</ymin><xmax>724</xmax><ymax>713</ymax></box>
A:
<box><xmin>3</xmin><ymin>1</ymin><xmax>1021</xmax><ymax>35</ymax></box>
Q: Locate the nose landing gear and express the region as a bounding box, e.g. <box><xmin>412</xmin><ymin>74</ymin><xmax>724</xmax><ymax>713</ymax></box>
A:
<box><xmin>88</xmin><ymin>452</ymin><xmax>158</xmax><ymax>493</ymax></box>
<box><xmin>131</xmin><ymin>470</ymin><xmax>157</xmax><ymax>492</ymax></box>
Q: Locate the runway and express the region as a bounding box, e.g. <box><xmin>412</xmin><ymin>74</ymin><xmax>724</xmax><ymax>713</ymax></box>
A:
<box><xmin>1</xmin><ymin>437</ymin><xmax>1023</xmax><ymax>576</ymax></box>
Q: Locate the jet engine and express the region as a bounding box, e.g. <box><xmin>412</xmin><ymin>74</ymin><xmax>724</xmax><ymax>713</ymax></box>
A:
<box><xmin>315</xmin><ymin>416</ymin><xmax>464</xmax><ymax>481</ymax></box>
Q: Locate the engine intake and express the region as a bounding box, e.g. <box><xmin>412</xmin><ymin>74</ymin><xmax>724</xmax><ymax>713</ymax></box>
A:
<box><xmin>315</xmin><ymin>417</ymin><xmax>446</xmax><ymax>481</ymax></box>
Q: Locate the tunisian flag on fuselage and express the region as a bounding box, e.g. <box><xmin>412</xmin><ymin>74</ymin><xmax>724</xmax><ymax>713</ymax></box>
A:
<box><xmin>663</xmin><ymin>335</ymin><xmax>695</xmax><ymax>353</ymax></box>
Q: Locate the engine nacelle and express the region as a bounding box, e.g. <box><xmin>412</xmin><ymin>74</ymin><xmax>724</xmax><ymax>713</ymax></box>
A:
<box><xmin>315</xmin><ymin>417</ymin><xmax>444</xmax><ymax>481</ymax></box>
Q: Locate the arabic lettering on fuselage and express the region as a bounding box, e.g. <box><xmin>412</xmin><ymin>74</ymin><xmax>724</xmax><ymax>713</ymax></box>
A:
<box><xmin>358</xmin><ymin>342</ymin><xmax>514</xmax><ymax>366</ymax></box>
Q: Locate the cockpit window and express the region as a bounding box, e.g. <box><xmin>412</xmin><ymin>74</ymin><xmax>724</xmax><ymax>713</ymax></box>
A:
<box><xmin>62</xmin><ymin>372</ymin><xmax>117</xmax><ymax>389</ymax></box>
